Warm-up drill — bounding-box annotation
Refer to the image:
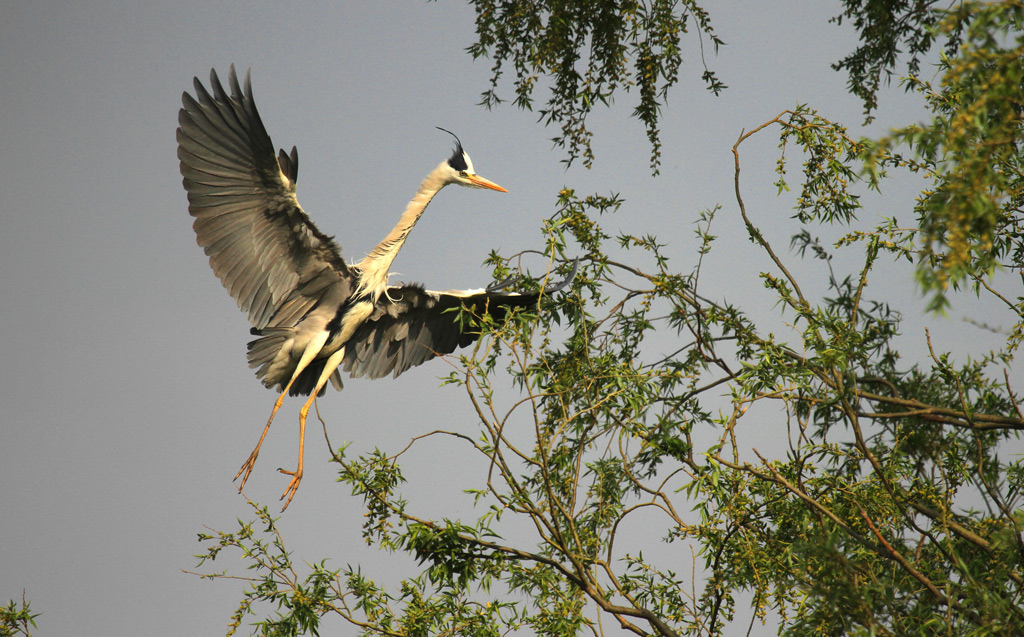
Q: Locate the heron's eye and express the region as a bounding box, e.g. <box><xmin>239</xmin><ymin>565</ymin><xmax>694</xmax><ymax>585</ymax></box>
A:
<box><xmin>459</xmin><ymin>171</ymin><xmax>468</xmax><ymax>178</ymax></box>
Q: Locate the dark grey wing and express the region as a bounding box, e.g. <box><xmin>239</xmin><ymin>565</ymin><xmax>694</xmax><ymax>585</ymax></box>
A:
<box><xmin>342</xmin><ymin>261</ymin><xmax>578</xmax><ymax>380</ymax></box>
<box><xmin>177</xmin><ymin>65</ymin><xmax>351</xmax><ymax>331</ymax></box>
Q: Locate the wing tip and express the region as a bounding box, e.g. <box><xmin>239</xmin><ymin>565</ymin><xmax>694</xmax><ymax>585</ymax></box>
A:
<box><xmin>543</xmin><ymin>258</ymin><xmax>579</xmax><ymax>294</ymax></box>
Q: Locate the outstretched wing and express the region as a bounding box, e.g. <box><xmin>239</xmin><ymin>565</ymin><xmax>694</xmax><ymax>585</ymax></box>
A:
<box><xmin>177</xmin><ymin>65</ymin><xmax>351</xmax><ymax>331</ymax></box>
<box><xmin>342</xmin><ymin>261</ymin><xmax>578</xmax><ymax>380</ymax></box>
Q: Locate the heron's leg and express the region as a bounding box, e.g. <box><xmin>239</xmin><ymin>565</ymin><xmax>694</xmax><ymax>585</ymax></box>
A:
<box><xmin>278</xmin><ymin>346</ymin><xmax>346</xmax><ymax>510</ymax></box>
<box><xmin>235</xmin><ymin>332</ymin><xmax>330</xmax><ymax>490</ymax></box>
<box><xmin>234</xmin><ymin>381</ymin><xmax>294</xmax><ymax>488</ymax></box>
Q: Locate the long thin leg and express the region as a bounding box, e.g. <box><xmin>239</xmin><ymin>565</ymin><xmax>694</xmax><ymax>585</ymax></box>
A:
<box><xmin>278</xmin><ymin>346</ymin><xmax>346</xmax><ymax>510</ymax></box>
<box><xmin>234</xmin><ymin>381</ymin><xmax>293</xmax><ymax>488</ymax></box>
<box><xmin>235</xmin><ymin>332</ymin><xmax>330</xmax><ymax>491</ymax></box>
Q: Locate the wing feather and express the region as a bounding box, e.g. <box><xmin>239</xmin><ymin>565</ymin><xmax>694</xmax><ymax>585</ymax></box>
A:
<box><xmin>179</xmin><ymin>92</ymin><xmax>252</xmax><ymax>161</ymax></box>
<box><xmin>342</xmin><ymin>262</ymin><xmax>577</xmax><ymax>380</ymax></box>
<box><xmin>178</xmin><ymin>65</ymin><xmax>352</xmax><ymax>330</ymax></box>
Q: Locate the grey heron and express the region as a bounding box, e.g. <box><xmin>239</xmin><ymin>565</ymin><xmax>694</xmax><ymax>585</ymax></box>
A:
<box><xmin>177</xmin><ymin>66</ymin><xmax>575</xmax><ymax>509</ymax></box>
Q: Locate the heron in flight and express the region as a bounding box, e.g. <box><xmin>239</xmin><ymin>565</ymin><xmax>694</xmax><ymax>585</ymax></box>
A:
<box><xmin>176</xmin><ymin>66</ymin><xmax>574</xmax><ymax>509</ymax></box>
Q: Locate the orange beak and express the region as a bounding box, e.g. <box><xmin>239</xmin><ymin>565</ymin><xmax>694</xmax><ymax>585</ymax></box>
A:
<box><xmin>466</xmin><ymin>174</ymin><xmax>508</xmax><ymax>192</ymax></box>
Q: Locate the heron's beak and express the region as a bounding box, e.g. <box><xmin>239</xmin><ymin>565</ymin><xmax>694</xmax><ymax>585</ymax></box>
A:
<box><xmin>466</xmin><ymin>174</ymin><xmax>508</xmax><ymax>193</ymax></box>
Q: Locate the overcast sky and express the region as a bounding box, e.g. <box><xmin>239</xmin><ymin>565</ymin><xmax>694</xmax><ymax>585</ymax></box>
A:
<box><xmin>1</xmin><ymin>2</ymin><xmax>1011</xmax><ymax>635</ymax></box>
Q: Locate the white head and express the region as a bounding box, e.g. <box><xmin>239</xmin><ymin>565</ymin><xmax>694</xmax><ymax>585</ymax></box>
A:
<box><xmin>438</xmin><ymin>128</ymin><xmax>508</xmax><ymax>192</ymax></box>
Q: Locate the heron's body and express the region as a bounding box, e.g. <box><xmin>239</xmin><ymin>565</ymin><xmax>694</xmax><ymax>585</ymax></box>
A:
<box><xmin>177</xmin><ymin>66</ymin><xmax>573</xmax><ymax>508</ymax></box>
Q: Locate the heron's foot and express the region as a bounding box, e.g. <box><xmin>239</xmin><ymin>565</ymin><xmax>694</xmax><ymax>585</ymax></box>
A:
<box><xmin>277</xmin><ymin>466</ymin><xmax>303</xmax><ymax>510</ymax></box>
<box><xmin>234</xmin><ymin>449</ymin><xmax>261</xmax><ymax>489</ymax></box>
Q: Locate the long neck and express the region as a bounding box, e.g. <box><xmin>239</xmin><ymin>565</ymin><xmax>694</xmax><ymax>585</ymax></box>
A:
<box><xmin>355</xmin><ymin>162</ymin><xmax>449</xmax><ymax>301</ymax></box>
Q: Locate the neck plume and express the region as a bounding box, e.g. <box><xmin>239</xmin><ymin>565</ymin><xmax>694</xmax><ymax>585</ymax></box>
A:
<box><xmin>355</xmin><ymin>162</ymin><xmax>449</xmax><ymax>301</ymax></box>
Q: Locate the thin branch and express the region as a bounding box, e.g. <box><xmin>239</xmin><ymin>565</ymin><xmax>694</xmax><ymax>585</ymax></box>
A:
<box><xmin>732</xmin><ymin>114</ymin><xmax>809</xmax><ymax>308</ymax></box>
<box><xmin>856</xmin><ymin>505</ymin><xmax>977</xmax><ymax>621</ymax></box>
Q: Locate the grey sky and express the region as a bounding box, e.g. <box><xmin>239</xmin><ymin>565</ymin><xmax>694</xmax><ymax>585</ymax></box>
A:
<box><xmin>2</xmin><ymin>2</ymin><xmax>1010</xmax><ymax>635</ymax></box>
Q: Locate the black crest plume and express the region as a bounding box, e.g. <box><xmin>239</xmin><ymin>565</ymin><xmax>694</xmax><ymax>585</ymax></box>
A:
<box><xmin>437</xmin><ymin>127</ymin><xmax>468</xmax><ymax>171</ymax></box>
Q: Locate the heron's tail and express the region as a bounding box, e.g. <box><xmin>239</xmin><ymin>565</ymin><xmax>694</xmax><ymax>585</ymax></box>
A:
<box><xmin>247</xmin><ymin>329</ymin><xmax>343</xmax><ymax>397</ymax></box>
